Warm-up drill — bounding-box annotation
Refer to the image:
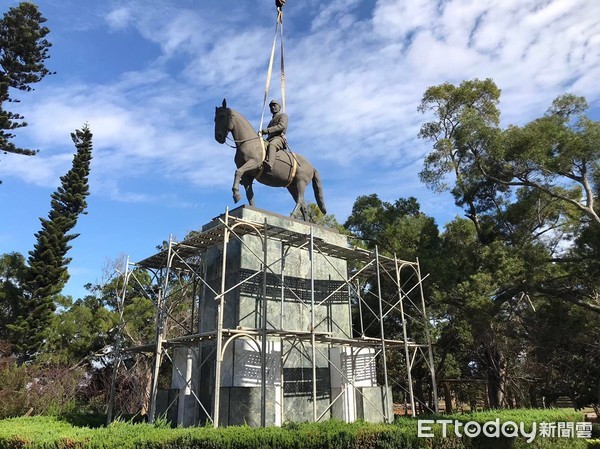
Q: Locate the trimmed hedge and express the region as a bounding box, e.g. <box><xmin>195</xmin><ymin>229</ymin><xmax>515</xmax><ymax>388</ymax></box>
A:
<box><xmin>0</xmin><ymin>409</ymin><xmax>592</xmax><ymax>449</ymax></box>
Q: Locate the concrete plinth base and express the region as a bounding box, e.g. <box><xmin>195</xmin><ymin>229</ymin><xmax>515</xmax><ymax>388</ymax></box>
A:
<box><xmin>160</xmin><ymin>206</ymin><xmax>392</xmax><ymax>426</ymax></box>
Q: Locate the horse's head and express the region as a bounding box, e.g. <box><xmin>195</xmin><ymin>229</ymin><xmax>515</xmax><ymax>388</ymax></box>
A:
<box><xmin>214</xmin><ymin>98</ymin><xmax>232</xmax><ymax>144</ymax></box>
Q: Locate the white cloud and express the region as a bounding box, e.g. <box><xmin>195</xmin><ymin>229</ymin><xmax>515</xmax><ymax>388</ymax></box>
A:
<box><xmin>105</xmin><ymin>6</ymin><xmax>132</xmax><ymax>30</ymax></box>
<box><xmin>372</xmin><ymin>0</ymin><xmax>438</xmax><ymax>40</ymax></box>
<box><xmin>0</xmin><ymin>152</ymin><xmax>73</xmax><ymax>188</ymax></box>
<box><xmin>5</xmin><ymin>0</ymin><xmax>599</xmax><ymax>302</ymax></box>
<box><xmin>182</xmin><ymin>28</ymin><xmax>270</xmax><ymax>90</ymax></box>
<box><xmin>4</xmin><ymin>0</ymin><xmax>599</xmax><ymax>211</ymax></box>
<box><xmin>311</xmin><ymin>0</ymin><xmax>365</xmax><ymax>32</ymax></box>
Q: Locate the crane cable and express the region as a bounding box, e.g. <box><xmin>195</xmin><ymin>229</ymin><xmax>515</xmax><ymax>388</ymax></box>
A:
<box><xmin>259</xmin><ymin>5</ymin><xmax>285</xmax><ymax>134</ymax></box>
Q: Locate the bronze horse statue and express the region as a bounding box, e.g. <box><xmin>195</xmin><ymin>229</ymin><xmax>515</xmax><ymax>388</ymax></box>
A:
<box><xmin>214</xmin><ymin>99</ymin><xmax>326</xmax><ymax>221</ymax></box>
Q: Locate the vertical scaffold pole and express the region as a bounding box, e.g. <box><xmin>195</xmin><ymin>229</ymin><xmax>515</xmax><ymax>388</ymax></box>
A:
<box><xmin>279</xmin><ymin>243</ymin><xmax>286</xmax><ymax>425</ymax></box>
<box><xmin>213</xmin><ymin>208</ymin><xmax>230</xmax><ymax>428</ymax></box>
<box><xmin>310</xmin><ymin>226</ymin><xmax>318</xmax><ymax>422</ymax></box>
<box><xmin>149</xmin><ymin>237</ymin><xmax>174</xmax><ymax>423</ymax></box>
<box><xmin>260</xmin><ymin>218</ymin><xmax>268</xmax><ymax>427</ymax></box>
<box><xmin>191</xmin><ymin>278</ymin><xmax>197</xmax><ymax>334</ymax></box>
<box><xmin>199</xmin><ymin>260</ymin><xmax>208</xmax><ymax>334</ymax></box>
<box><xmin>395</xmin><ymin>255</ymin><xmax>416</xmax><ymax>416</ymax></box>
<box><xmin>416</xmin><ymin>258</ymin><xmax>439</xmax><ymax>413</ymax></box>
<box><xmin>346</xmin><ymin>281</ymin><xmax>353</xmax><ymax>339</ymax></box>
<box><xmin>375</xmin><ymin>246</ymin><xmax>391</xmax><ymax>423</ymax></box>
<box><xmin>356</xmin><ymin>279</ymin><xmax>365</xmax><ymax>337</ymax></box>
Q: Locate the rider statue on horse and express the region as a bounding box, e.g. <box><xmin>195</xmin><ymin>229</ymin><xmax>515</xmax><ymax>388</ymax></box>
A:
<box><xmin>214</xmin><ymin>99</ymin><xmax>326</xmax><ymax>221</ymax></box>
<box><xmin>260</xmin><ymin>100</ymin><xmax>288</xmax><ymax>172</ymax></box>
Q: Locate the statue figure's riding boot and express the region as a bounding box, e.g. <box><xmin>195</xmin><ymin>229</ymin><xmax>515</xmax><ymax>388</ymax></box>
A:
<box><xmin>264</xmin><ymin>149</ymin><xmax>273</xmax><ymax>171</ymax></box>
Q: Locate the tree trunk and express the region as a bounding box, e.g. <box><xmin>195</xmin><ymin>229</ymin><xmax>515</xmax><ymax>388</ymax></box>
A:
<box><xmin>485</xmin><ymin>346</ymin><xmax>506</xmax><ymax>408</ymax></box>
<box><xmin>141</xmin><ymin>360</ymin><xmax>152</xmax><ymax>417</ymax></box>
<box><xmin>414</xmin><ymin>378</ymin><xmax>424</xmax><ymax>414</ymax></box>
<box><xmin>529</xmin><ymin>384</ymin><xmax>538</xmax><ymax>408</ymax></box>
<box><xmin>443</xmin><ymin>382</ymin><xmax>453</xmax><ymax>414</ymax></box>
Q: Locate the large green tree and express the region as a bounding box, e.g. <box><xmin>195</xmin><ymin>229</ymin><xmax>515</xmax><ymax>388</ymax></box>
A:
<box><xmin>501</xmin><ymin>95</ymin><xmax>600</xmax><ymax>225</ymax></box>
<box><xmin>417</xmin><ymin>79</ymin><xmax>600</xmax><ymax>410</ymax></box>
<box><xmin>431</xmin><ymin>217</ymin><xmax>552</xmax><ymax>408</ymax></box>
<box><xmin>418</xmin><ymin>79</ymin><xmax>600</xmax><ymax>312</ymax></box>
<box><xmin>0</xmin><ymin>252</ymin><xmax>26</xmax><ymax>342</ymax></box>
<box><xmin>9</xmin><ymin>126</ymin><xmax>93</xmax><ymax>360</ymax></box>
<box><xmin>0</xmin><ymin>2</ymin><xmax>52</xmax><ymax>157</ymax></box>
<box><xmin>417</xmin><ymin>78</ymin><xmax>505</xmax><ymax>241</ymax></box>
<box><xmin>41</xmin><ymin>294</ymin><xmax>117</xmax><ymax>366</ymax></box>
<box><xmin>344</xmin><ymin>195</ymin><xmax>441</xmax><ymax>409</ymax></box>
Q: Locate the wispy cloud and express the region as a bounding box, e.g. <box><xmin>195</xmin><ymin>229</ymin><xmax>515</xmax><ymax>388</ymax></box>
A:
<box><xmin>3</xmin><ymin>0</ymin><xmax>597</xmax><ymax>300</ymax></box>
<box><xmin>105</xmin><ymin>6</ymin><xmax>132</xmax><ymax>31</ymax></box>
<box><xmin>2</xmin><ymin>0</ymin><xmax>598</xmax><ymax>219</ymax></box>
<box><xmin>0</xmin><ymin>152</ymin><xmax>73</xmax><ymax>188</ymax></box>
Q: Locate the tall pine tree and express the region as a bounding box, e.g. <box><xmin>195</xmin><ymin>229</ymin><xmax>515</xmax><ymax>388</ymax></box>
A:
<box><xmin>9</xmin><ymin>125</ymin><xmax>93</xmax><ymax>360</ymax></box>
<box><xmin>0</xmin><ymin>2</ymin><xmax>52</xmax><ymax>157</ymax></box>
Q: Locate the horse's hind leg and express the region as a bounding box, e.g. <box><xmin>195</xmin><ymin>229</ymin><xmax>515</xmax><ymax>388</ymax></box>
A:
<box><xmin>288</xmin><ymin>179</ymin><xmax>309</xmax><ymax>221</ymax></box>
<box><xmin>287</xmin><ymin>184</ymin><xmax>301</xmax><ymax>217</ymax></box>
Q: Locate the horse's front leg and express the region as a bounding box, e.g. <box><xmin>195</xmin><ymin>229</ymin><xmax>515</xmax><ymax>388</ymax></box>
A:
<box><xmin>242</xmin><ymin>176</ymin><xmax>255</xmax><ymax>206</ymax></box>
<box><xmin>232</xmin><ymin>160</ymin><xmax>260</xmax><ymax>203</ymax></box>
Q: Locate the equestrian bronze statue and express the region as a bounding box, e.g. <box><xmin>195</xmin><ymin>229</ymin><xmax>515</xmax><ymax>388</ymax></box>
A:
<box><xmin>214</xmin><ymin>99</ymin><xmax>326</xmax><ymax>221</ymax></box>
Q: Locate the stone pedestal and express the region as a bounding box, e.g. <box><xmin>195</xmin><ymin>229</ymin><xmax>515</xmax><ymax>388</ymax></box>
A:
<box><xmin>167</xmin><ymin>206</ymin><xmax>390</xmax><ymax>426</ymax></box>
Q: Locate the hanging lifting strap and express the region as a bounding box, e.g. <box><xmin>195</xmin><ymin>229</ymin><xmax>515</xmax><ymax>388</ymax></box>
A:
<box><xmin>280</xmin><ymin>8</ymin><xmax>286</xmax><ymax>114</ymax></box>
<box><xmin>259</xmin><ymin>4</ymin><xmax>286</xmax><ymax>133</ymax></box>
<box><xmin>276</xmin><ymin>0</ymin><xmax>287</xmax><ymax>109</ymax></box>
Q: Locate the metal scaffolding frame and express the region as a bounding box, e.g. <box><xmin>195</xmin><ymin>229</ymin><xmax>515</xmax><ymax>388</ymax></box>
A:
<box><xmin>108</xmin><ymin>207</ymin><xmax>438</xmax><ymax>426</ymax></box>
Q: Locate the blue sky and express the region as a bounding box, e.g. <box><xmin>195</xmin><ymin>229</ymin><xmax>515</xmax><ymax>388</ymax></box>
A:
<box><xmin>1</xmin><ymin>0</ymin><xmax>599</xmax><ymax>299</ymax></box>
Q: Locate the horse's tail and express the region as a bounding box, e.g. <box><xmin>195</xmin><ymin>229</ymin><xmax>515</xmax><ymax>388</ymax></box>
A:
<box><xmin>311</xmin><ymin>169</ymin><xmax>327</xmax><ymax>214</ymax></box>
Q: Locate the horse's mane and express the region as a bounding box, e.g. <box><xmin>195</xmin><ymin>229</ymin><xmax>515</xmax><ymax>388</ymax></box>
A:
<box><xmin>229</xmin><ymin>108</ymin><xmax>257</xmax><ymax>136</ymax></box>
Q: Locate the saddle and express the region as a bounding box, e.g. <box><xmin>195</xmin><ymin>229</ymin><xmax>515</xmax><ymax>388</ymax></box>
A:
<box><xmin>257</xmin><ymin>147</ymin><xmax>298</xmax><ymax>187</ymax></box>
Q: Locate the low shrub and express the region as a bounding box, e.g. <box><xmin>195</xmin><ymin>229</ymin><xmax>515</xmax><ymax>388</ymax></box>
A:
<box><xmin>0</xmin><ymin>364</ymin><xmax>86</xmax><ymax>419</ymax></box>
<box><xmin>0</xmin><ymin>409</ymin><xmax>593</xmax><ymax>449</ymax></box>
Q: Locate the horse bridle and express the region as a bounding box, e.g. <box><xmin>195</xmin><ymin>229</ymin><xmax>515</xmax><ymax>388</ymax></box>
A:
<box><xmin>224</xmin><ymin>134</ymin><xmax>262</xmax><ymax>149</ymax></box>
<box><xmin>221</xmin><ymin>111</ymin><xmax>264</xmax><ymax>148</ymax></box>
